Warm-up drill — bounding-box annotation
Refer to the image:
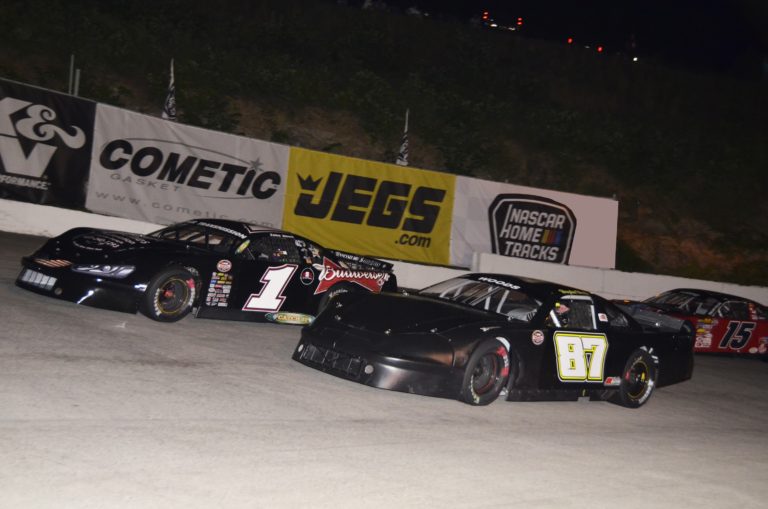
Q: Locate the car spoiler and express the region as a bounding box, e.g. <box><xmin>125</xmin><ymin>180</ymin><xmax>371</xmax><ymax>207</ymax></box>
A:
<box><xmin>328</xmin><ymin>250</ymin><xmax>393</xmax><ymax>272</ymax></box>
<box><xmin>617</xmin><ymin>303</ymin><xmax>691</xmax><ymax>333</ymax></box>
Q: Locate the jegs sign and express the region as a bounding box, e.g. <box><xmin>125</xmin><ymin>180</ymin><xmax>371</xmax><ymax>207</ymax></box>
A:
<box><xmin>488</xmin><ymin>194</ymin><xmax>576</xmax><ymax>264</ymax></box>
<box><xmin>282</xmin><ymin>148</ymin><xmax>455</xmax><ymax>265</ymax></box>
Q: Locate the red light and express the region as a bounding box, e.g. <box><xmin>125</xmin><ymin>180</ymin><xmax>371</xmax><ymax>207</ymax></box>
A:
<box><xmin>597</xmin><ymin>45</ymin><xmax>604</xmax><ymax>53</ymax></box>
<box><xmin>516</xmin><ymin>17</ymin><xmax>523</xmax><ymax>26</ymax></box>
<box><xmin>567</xmin><ymin>37</ymin><xmax>574</xmax><ymax>44</ymax></box>
<box><xmin>482</xmin><ymin>11</ymin><xmax>489</xmax><ymax>21</ymax></box>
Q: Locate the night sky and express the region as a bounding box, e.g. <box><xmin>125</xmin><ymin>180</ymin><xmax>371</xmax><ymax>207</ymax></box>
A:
<box><xmin>361</xmin><ymin>0</ymin><xmax>768</xmax><ymax>77</ymax></box>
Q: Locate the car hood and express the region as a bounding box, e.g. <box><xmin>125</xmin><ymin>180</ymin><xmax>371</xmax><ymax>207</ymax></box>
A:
<box><xmin>328</xmin><ymin>291</ymin><xmax>499</xmax><ymax>335</ymax></box>
<box><xmin>38</xmin><ymin>228</ymin><xmax>188</xmax><ymax>260</ymax></box>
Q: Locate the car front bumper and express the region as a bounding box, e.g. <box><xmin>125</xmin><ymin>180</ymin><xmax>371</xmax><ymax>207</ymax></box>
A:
<box><xmin>16</xmin><ymin>257</ymin><xmax>143</xmax><ymax>314</ymax></box>
<box><xmin>293</xmin><ymin>325</ymin><xmax>463</xmax><ymax>400</ymax></box>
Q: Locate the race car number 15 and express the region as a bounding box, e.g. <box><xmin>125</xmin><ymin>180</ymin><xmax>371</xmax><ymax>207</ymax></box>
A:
<box><xmin>554</xmin><ymin>332</ymin><xmax>608</xmax><ymax>382</ymax></box>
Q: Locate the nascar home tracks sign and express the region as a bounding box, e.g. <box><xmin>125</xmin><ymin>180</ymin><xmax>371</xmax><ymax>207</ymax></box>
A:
<box><xmin>488</xmin><ymin>194</ymin><xmax>576</xmax><ymax>264</ymax></box>
<box><xmin>450</xmin><ymin>176</ymin><xmax>617</xmax><ymax>269</ymax></box>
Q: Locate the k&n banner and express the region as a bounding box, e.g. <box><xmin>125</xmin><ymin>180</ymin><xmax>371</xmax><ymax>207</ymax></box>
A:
<box><xmin>0</xmin><ymin>79</ymin><xmax>96</xmax><ymax>209</ymax></box>
<box><xmin>86</xmin><ymin>104</ymin><xmax>289</xmax><ymax>227</ymax></box>
<box><xmin>283</xmin><ymin>148</ymin><xmax>455</xmax><ymax>265</ymax></box>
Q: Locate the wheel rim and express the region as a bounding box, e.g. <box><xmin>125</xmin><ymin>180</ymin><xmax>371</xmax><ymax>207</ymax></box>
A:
<box><xmin>626</xmin><ymin>359</ymin><xmax>651</xmax><ymax>400</ymax></box>
<box><xmin>156</xmin><ymin>277</ymin><xmax>191</xmax><ymax>314</ymax></box>
<box><xmin>471</xmin><ymin>353</ymin><xmax>502</xmax><ymax>396</ymax></box>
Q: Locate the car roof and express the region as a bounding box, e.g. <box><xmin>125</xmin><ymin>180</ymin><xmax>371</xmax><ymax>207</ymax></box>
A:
<box><xmin>464</xmin><ymin>273</ymin><xmax>590</xmax><ymax>302</ymax></box>
<box><xmin>658</xmin><ymin>288</ymin><xmax>756</xmax><ymax>304</ymax></box>
<box><xmin>184</xmin><ymin>219</ymin><xmax>291</xmax><ymax>239</ymax></box>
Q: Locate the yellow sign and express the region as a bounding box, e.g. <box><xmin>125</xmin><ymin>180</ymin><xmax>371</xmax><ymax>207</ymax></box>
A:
<box><xmin>283</xmin><ymin>148</ymin><xmax>455</xmax><ymax>265</ymax></box>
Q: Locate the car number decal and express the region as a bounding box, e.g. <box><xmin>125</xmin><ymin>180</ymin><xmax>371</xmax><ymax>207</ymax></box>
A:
<box><xmin>718</xmin><ymin>321</ymin><xmax>756</xmax><ymax>350</ymax></box>
<box><xmin>242</xmin><ymin>264</ymin><xmax>297</xmax><ymax>312</ymax></box>
<box><xmin>554</xmin><ymin>332</ymin><xmax>608</xmax><ymax>382</ymax></box>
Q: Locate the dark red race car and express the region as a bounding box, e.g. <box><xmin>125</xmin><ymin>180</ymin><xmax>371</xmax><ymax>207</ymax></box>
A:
<box><xmin>16</xmin><ymin>219</ymin><xmax>396</xmax><ymax>324</ymax></box>
<box><xmin>617</xmin><ymin>289</ymin><xmax>768</xmax><ymax>358</ymax></box>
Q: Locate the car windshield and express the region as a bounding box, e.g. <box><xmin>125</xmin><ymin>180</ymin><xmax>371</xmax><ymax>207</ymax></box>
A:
<box><xmin>149</xmin><ymin>223</ymin><xmax>238</xmax><ymax>251</ymax></box>
<box><xmin>419</xmin><ymin>277</ymin><xmax>541</xmax><ymax>322</ymax></box>
<box><xmin>646</xmin><ymin>291</ymin><xmax>722</xmax><ymax>316</ymax></box>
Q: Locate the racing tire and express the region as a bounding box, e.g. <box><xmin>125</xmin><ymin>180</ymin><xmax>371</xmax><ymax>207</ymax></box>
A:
<box><xmin>612</xmin><ymin>349</ymin><xmax>658</xmax><ymax>408</ymax></box>
<box><xmin>459</xmin><ymin>339</ymin><xmax>511</xmax><ymax>406</ymax></box>
<box><xmin>317</xmin><ymin>283</ymin><xmax>355</xmax><ymax>315</ymax></box>
<box><xmin>140</xmin><ymin>267</ymin><xmax>197</xmax><ymax>322</ymax></box>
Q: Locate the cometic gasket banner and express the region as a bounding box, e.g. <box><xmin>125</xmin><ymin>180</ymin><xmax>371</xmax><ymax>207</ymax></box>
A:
<box><xmin>282</xmin><ymin>148</ymin><xmax>455</xmax><ymax>265</ymax></box>
<box><xmin>0</xmin><ymin>79</ymin><xmax>96</xmax><ymax>208</ymax></box>
<box><xmin>86</xmin><ymin>104</ymin><xmax>289</xmax><ymax>227</ymax></box>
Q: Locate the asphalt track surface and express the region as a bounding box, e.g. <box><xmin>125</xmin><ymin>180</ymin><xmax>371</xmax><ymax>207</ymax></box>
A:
<box><xmin>1</xmin><ymin>231</ymin><xmax>767</xmax><ymax>509</ymax></box>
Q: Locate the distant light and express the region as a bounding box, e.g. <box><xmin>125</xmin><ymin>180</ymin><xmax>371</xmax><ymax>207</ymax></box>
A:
<box><xmin>516</xmin><ymin>17</ymin><xmax>523</xmax><ymax>26</ymax></box>
<box><xmin>482</xmin><ymin>10</ymin><xmax>489</xmax><ymax>21</ymax></box>
<box><xmin>567</xmin><ymin>37</ymin><xmax>574</xmax><ymax>44</ymax></box>
<box><xmin>632</xmin><ymin>56</ymin><xmax>639</xmax><ymax>62</ymax></box>
<box><xmin>597</xmin><ymin>45</ymin><xmax>604</xmax><ymax>53</ymax></box>
<box><xmin>490</xmin><ymin>22</ymin><xmax>498</xmax><ymax>28</ymax></box>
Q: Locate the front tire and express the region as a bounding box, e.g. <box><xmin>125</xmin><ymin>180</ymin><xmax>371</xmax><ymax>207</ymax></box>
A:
<box><xmin>459</xmin><ymin>340</ymin><xmax>511</xmax><ymax>406</ymax></box>
<box><xmin>612</xmin><ymin>349</ymin><xmax>658</xmax><ymax>408</ymax></box>
<box><xmin>140</xmin><ymin>267</ymin><xmax>197</xmax><ymax>322</ymax></box>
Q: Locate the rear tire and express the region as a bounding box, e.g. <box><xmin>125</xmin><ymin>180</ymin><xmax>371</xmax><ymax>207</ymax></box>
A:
<box><xmin>140</xmin><ymin>267</ymin><xmax>197</xmax><ymax>322</ymax></box>
<box><xmin>460</xmin><ymin>340</ymin><xmax>510</xmax><ymax>406</ymax></box>
<box><xmin>612</xmin><ymin>349</ymin><xmax>658</xmax><ymax>408</ymax></box>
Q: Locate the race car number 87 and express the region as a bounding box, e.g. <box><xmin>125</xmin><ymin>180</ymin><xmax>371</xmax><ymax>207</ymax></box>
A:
<box><xmin>554</xmin><ymin>332</ymin><xmax>608</xmax><ymax>382</ymax></box>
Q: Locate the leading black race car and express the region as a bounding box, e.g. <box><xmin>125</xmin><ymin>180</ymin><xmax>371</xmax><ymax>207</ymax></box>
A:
<box><xmin>293</xmin><ymin>274</ymin><xmax>695</xmax><ymax>407</ymax></box>
<box><xmin>16</xmin><ymin>219</ymin><xmax>396</xmax><ymax>324</ymax></box>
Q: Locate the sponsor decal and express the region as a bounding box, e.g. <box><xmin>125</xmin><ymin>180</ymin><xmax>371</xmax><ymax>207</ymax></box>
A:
<box><xmin>71</xmin><ymin>232</ymin><xmax>150</xmax><ymax>251</ymax></box>
<box><xmin>477</xmin><ymin>276</ymin><xmax>520</xmax><ymax>290</ymax></box>
<box><xmin>199</xmin><ymin>222</ymin><xmax>247</xmax><ymax>239</ymax></box>
<box><xmin>265</xmin><ymin>312</ymin><xmax>314</xmax><ymax>326</ymax></box>
<box><xmin>299</xmin><ymin>268</ymin><xmax>314</xmax><ymax>285</ymax></box>
<box><xmin>216</xmin><ymin>259</ymin><xmax>232</xmax><ymax>273</ymax></box>
<box><xmin>314</xmin><ymin>257</ymin><xmax>390</xmax><ymax>295</ymax></box>
<box><xmin>598</xmin><ymin>313</ymin><xmax>608</xmax><ymax>322</ymax></box>
<box><xmin>603</xmin><ymin>377</ymin><xmax>621</xmax><ymax>387</ymax></box>
<box><xmin>488</xmin><ymin>194</ymin><xmax>576</xmax><ymax>264</ymax></box>
<box><xmin>531</xmin><ymin>330</ymin><xmax>545</xmax><ymax>345</ymax></box>
<box><xmin>205</xmin><ymin>272</ymin><xmax>233</xmax><ymax>307</ymax></box>
<box><xmin>694</xmin><ymin>334</ymin><xmax>712</xmax><ymax>349</ymax></box>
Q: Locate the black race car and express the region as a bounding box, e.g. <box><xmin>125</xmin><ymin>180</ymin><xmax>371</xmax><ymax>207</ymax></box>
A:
<box><xmin>16</xmin><ymin>219</ymin><xmax>396</xmax><ymax>324</ymax></box>
<box><xmin>293</xmin><ymin>274</ymin><xmax>695</xmax><ymax>407</ymax></box>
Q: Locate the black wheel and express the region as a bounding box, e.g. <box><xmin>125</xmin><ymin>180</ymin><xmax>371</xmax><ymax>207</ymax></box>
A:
<box><xmin>612</xmin><ymin>349</ymin><xmax>658</xmax><ymax>408</ymax></box>
<box><xmin>460</xmin><ymin>340</ymin><xmax>511</xmax><ymax>406</ymax></box>
<box><xmin>140</xmin><ymin>267</ymin><xmax>197</xmax><ymax>322</ymax></box>
<box><xmin>317</xmin><ymin>283</ymin><xmax>354</xmax><ymax>315</ymax></box>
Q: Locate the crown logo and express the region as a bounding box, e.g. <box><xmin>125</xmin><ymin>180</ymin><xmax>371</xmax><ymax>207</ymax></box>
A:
<box><xmin>298</xmin><ymin>174</ymin><xmax>322</xmax><ymax>191</ymax></box>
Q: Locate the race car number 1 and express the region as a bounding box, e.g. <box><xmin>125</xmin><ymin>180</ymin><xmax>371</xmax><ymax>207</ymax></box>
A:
<box><xmin>554</xmin><ymin>332</ymin><xmax>608</xmax><ymax>382</ymax></box>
